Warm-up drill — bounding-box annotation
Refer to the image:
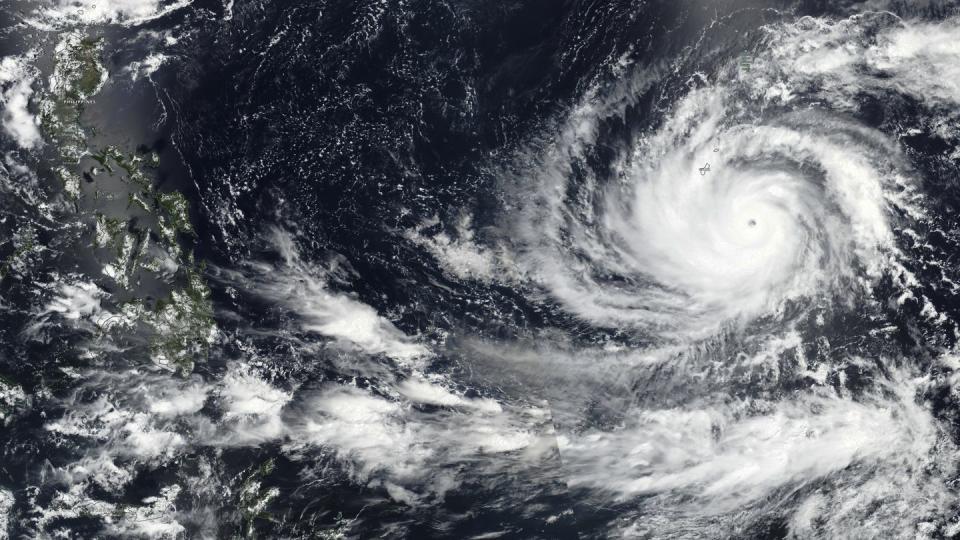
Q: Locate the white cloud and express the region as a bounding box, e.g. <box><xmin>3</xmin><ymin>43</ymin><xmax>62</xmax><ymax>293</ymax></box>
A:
<box><xmin>761</xmin><ymin>15</ymin><xmax>960</xmax><ymax>110</ymax></box>
<box><xmin>406</xmin><ymin>214</ymin><xmax>500</xmax><ymax>282</ymax></box>
<box><xmin>126</xmin><ymin>53</ymin><xmax>169</xmax><ymax>81</ymax></box>
<box><xmin>226</xmin><ymin>227</ymin><xmax>431</xmax><ymax>363</ymax></box>
<box><xmin>556</xmin><ymin>370</ymin><xmax>953</xmax><ymax>533</ymax></box>
<box><xmin>38</xmin><ymin>0</ymin><xmax>193</xmax><ymax>27</ymax></box>
<box><xmin>0</xmin><ymin>55</ymin><xmax>42</xmax><ymax>150</ymax></box>
<box><xmin>216</xmin><ymin>366</ymin><xmax>292</xmax><ymax>446</ymax></box>
<box><xmin>287</xmin><ymin>384</ymin><xmax>549</xmax><ymax>502</ymax></box>
<box><xmin>0</xmin><ymin>489</ymin><xmax>13</xmax><ymax>539</ymax></box>
<box><xmin>43</xmin><ymin>281</ymin><xmax>107</xmax><ymax>321</ymax></box>
<box><xmin>398</xmin><ymin>376</ymin><xmax>502</xmax><ymax>413</ymax></box>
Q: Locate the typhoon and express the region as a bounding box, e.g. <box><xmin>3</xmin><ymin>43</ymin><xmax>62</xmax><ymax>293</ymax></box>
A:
<box><xmin>511</xmin><ymin>84</ymin><xmax>915</xmax><ymax>338</ymax></box>
<box><xmin>1</xmin><ymin>1</ymin><xmax>960</xmax><ymax>539</ymax></box>
<box><xmin>490</xmin><ymin>10</ymin><xmax>960</xmax><ymax>537</ymax></box>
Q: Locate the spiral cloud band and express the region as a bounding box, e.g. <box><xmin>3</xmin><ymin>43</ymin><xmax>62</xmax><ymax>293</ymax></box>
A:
<box><xmin>509</xmin><ymin>17</ymin><xmax>929</xmax><ymax>341</ymax></box>
<box><xmin>486</xmin><ymin>11</ymin><xmax>960</xmax><ymax>537</ymax></box>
